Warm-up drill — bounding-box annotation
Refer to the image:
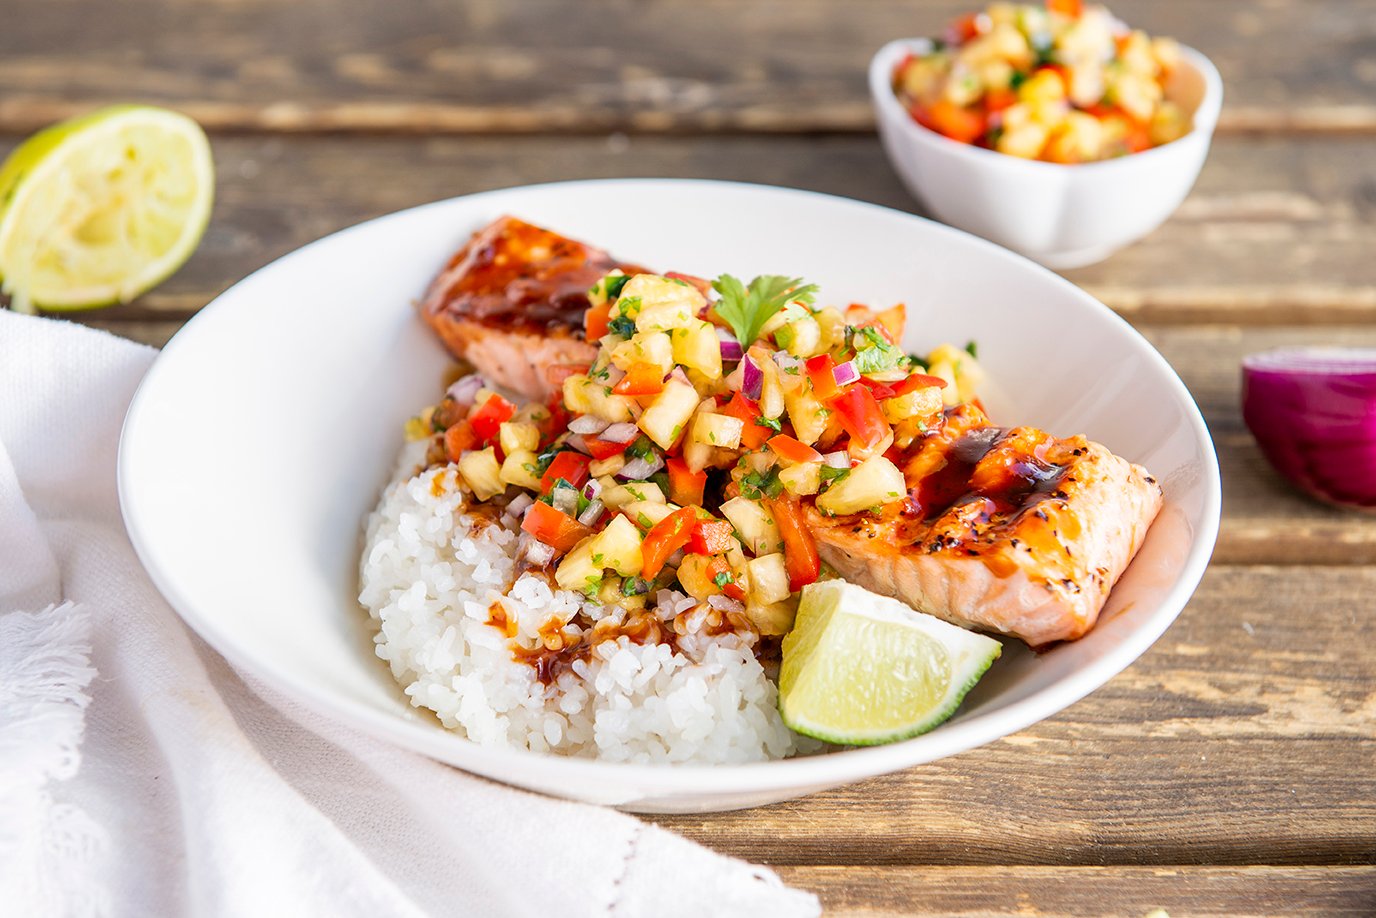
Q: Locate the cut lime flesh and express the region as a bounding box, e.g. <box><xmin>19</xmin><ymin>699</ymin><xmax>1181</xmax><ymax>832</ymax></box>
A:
<box><xmin>779</xmin><ymin>580</ymin><xmax>1002</xmax><ymax>746</ymax></box>
<box><xmin>0</xmin><ymin>105</ymin><xmax>213</xmax><ymax>312</ymax></box>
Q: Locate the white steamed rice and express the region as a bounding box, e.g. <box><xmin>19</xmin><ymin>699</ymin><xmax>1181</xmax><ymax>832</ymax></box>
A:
<box><xmin>358</xmin><ymin>442</ymin><xmax>810</xmax><ymax>763</ymax></box>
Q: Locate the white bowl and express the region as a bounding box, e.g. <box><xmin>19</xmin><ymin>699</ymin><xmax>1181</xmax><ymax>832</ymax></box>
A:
<box><xmin>869</xmin><ymin>39</ymin><xmax>1223</xmax><ymax>269</ymax></box>
<box><xmin>119</xmin><ymin>179</ymin><xmax>1220</xmax><ymax>813</ymax></box>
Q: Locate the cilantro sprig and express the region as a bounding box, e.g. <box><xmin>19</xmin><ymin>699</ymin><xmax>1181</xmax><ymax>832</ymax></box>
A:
<box><xmin>711</xmin><ymin>274</ymin><xmax>818</xmax><ymax>347</ymax></box>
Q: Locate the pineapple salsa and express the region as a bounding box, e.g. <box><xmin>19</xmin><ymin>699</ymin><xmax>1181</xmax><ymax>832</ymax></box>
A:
<box><xmin>410</xmin><ymin>270</ymin><xmax>983</xmax><ymax>639</ymax></box>
<box><xmin>894</xmin><ymin>0</ymin><xmax>1191</xmax><ymax>163</ymax></box>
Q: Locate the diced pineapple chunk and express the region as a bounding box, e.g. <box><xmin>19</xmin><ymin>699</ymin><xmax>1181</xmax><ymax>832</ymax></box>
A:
<box><xmin>758</xmin><ymin>355</ymin><xmax>786</xmax><ymax>419</ymax></box>
<box><xmin>611</xmin><ymin>331</ymin><xmax>674</xmax><ymax>376</ymax></box>
<box><xmin>774</xmin><ymin>314</ymin><xmax>822</xmax><ymax>358</ymax></box>
<box><xmin>457</xmin><ymin>447</ymin><xmax>505</xmax><ymax>501</ymax></box>
<box><xmin>815</xmin><ymin>456</ymin><xmax>906</xmax><ymax>516</ymax></box>
<box><xmin>785</xmin><ymin>386</ymin><xmax>830</xmax><ymax>445</ymax></box>
<box><xmin>623</xmin><ymin>274</ymin><xmax>705</xmax><ymax>332</ymax></box>
<box><xmin>499</xmin><ymin>449</ymin><xmax>543</xmax><ymax>491</ymax></box>
<box><xmin>499</xmin><ymin>421</ymin><xmax>540</xmax><ymax>456</ymax></box>
<box><xmin>587</xmin><ymin>269</ymin><xmax>626</xmax><ymax>310</ymax></box>
<box><xmin>676</xmin><ymin>553</ymin><xmax>723</xmax><ymax>601</ymax></box>
<box><xmin>588</xmin><ymin>453</ymin><xmax>626</xmax><ymax>478</ymax></box>
<box><xmin>672</xmin><ymin>320</ymin><xmax>723</xmax><ymax>380</ymax></box>
<box><xmin>814</xmin><ymin>307</ymin><xmax>847</xmax><ymax>353</ymax></box>
<box><xmin>720</xmin><ymin>497</ymin><xmax>783</xmax><ymax>556</ymax></box>
<box><xmin>638</xmin><ymin>377</ymin><xmax>699</xmax><ymax>450</ymax></box>
<box><xmin>1018</xmin><ymin>68</ymin><xmax>1066</xmax><ymax>106</ymax></box>
<box><xmin>691</xmin><ymin>410</ymin><xmax>744</xmax><ymax>449</ymax></box>
<box><xmin>562</xmin><ymin>374</ymin><xmax>598</xmax><ymax>414</ymax></box>
<box><xmin>778</xmin><ymin>462</ymin><xmax>822</xmax><ymax>497</ymax></box>
<box><xmin>555</xmin><ymin>538</ymin><xmax>602</xmax><ymax>595</ymax></box>
<box><xmin>1045</xmin><ymin>111</ymin><xmax>1106</xmax><ymax>164</ymax></box>
<box><xmin>624</xmin><ymin>500</ymin><xmax>676</xmax><ymax>530</ymax></box>
<box><xmin>996</xmin><ymin>121</ymin><xmax>1050</xmax><ymax>159</ymax></box>
<box><xmin>882</xmin><ymin>386</ymin><xmax>944</xmax><ymax>424</ymax></box>
<box><xmin>588</xmin><ymin>514</ymin><xmax>643</xmax><ymax>577</ymax></box>
<box><xmin>746</xmin><ymin>598</ymin><xmax>798</xmax><ymax>636</ymax></box>
<box><xmin>602</xmin><ymin>481</ymin><xmax>666</xmax><ymax>509</ymax></box>
<box><xmin>747</xmin><ymin>553</ymin><xmax>791</xmax><ymax>606</ymax></box>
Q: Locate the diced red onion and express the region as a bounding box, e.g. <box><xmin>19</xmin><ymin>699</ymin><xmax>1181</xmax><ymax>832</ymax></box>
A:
<box><xmin>506</xmin><ymin>492</ymin><xmax>534</xmax><ymax>519</ymax></box>
<box><xmin>446</xmin><ymin>375</ymin><xmax>486</xmax><ymax>407</ymax></box>
<box><xmin>617</xmin><ymin>454</ymin><xmax>664</xmax><ymax>481</ymax></box>
<box><xmin>551</xmin><ymin>486</ymin><xmax>579</xmax><ymax>515</ymax></box>
<box><xmin>600</xmin><ymin>422</ymin><xmax>639</xmax><ymax>444</ymax></box>
<box><xmin>582</xmin><ymin>478</ymin><xmax>603</xmax><ymax>501</ymax></box>
<box><xmin>707</xmin><ymin>594</ymin><xmax>746</xmax><ymax>613</ymax></box>
<box><xmin>569</xmin><ymin>414</ymin><xmax>611</xmax><ymax>435</ymax></box>
<box><xmin>832</xmin><ymin>361</ymin><xmax>860</xmax><ymax>387</ymax></box>
<box><xmin>716</xmin><ymin>327</ymin><xmax>744</xmax><ymax>361</ymax></box>
<box><xmin>1242</xmin><ymin>347</ymin><xmax>1376</xmax><ymax>509</ymax></box>
<box><xmin>742</xmin><ymin>354</ymin><xmax>764</xmax><ymax>400</ymax></box>
<box><xmin>669</xmin><ymin>366</ymin><xmax>692</xmax><ymax>387</ymax></box>
<box><xmin>577</xmin><ymin>499</ymin><xmax>605</xmax><ymax>526</ymax></box>
<box><xmin>773</xmin><ymin>352</ymin><xmax>802</xmax><ymax>373</ymax></box>
<box><xmin>522</xmin><ymin>536</ymin><xmax>557</xmax><ymax>568</ymax></box>
<box><xmin>605</xmin><ymin>364</ymin><xmax>626</xmax><ymax>387</ymax></box>
<box><xmin>564</xmin><ymin>433</ymin><xmax>591</xmax><ymax>455</ymax></box>
<box><xmin>822</xmin><ymin>450</ymin><xmax>850</xmax><ymax>469</ymax></box>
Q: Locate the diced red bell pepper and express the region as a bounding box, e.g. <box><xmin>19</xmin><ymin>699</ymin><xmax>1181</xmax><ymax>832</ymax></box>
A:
<box><xmin>949</xmin><ymin>11</ymin><xmax>983</xmax><ymax>42</ymax></box>
<box><xmin>805</xmin><ymin>354</ymin><xmax>840</xmax><ymax>400</ymax></box>
<box><xmin>443</xmin><ymin>420</ymin><xmax>477</xmax><ymax>462</ymax></box>
<box><xmin>704</xmin><ymin>555</ymin><xmax>747</xmax><ymax>602</ymax></box>
<box><xmin>584</xmin><ymin>302</ymin><xmax>612</xmax><ymax>341</ymax></box>
<box><xmin>767</xmin><ymin>496</ymin><xmax>821</xmax><ymax>592</ymax></box>
<box><xmin>719</xmin><ymin>392</ymin><xmax>775</xmax><ymax>450</ymax></box>
<box><xmin>611</xmin><ymin>362</ymin><xmax>666</xmax><ymax>397</ymax></box>
<box><xmin>873</xmin><ymin>304</ymin><xmax>906</xmax><ymax>343</ymax></box>
<box><xmin>1047</xmin><ymin>0</ymin><xmax>1082</xmax><ymax>18</ymax></box>
<box><xmin>829</xmin><ymin>385</ymin><xmax>892</xmax><ymax>451</ymax></box>
<box><xmin>468</xmin><ymin>393</ymin><xmax>516</xmax><ymax>444</ymax></box>
<box><xmin>919</xmin><ymin>100</ymin><xmax>987</xmax><ymax>145</ymax></box>
<box><xmin>540</xmin><ymin>450</ymin><xmax>592</xmax><ymax>493</ymax></box>
<box><xmin>689</xmin><ymin>519</ymin><xmax>737</xmax><ymax>555</ymax></box>
<box><xmin>585</xmin><ymin>436</ymin><xmax>631</xmax><ymax>461</ymax></box>
<box><xmin>859</xmin><ymin>380</ymin><xmax>897</xmax><ymax>400</ymax></box>
<box><xmin>666</xmin><ymin>457</ymin><xmax>707</xmax><ymax>506</ymax></box>
<box><xmin>641</xmin><ymin>507</ymin><xmax>697</xmax><ymax>579</ymax></box>
<box><xmin>891</xmin><ymin>372</ymin><xmax>949</xmax><ymax>397</ymax></box>
<box><xmin>984</xmin><ymin>88</ymin><xmax>1017</xmax><ymax>113</ymax></box>
<box><xmin>521</xmin><ymin>501</ymin><xmax>592</xmax><ymax>554</ymax></box>
<box><xmin>541</xmin><ymin>392</ymin><xmax>570</xmax><ymax>445</ymax></box>
<box><xmin>767</xmin><ymin>434</ymin><xmax>823</xmax><ymax>465</ymax></box>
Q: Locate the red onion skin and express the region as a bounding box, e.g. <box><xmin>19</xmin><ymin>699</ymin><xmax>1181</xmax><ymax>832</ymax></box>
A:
<box><xmin>1242</xmin><ymin>361</ymin><xmax>1376</xmax><ymax>510</ymax></box>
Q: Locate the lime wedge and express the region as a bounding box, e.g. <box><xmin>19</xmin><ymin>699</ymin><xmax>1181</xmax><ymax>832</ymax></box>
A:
<box><xmin>780</xmin><ymin>580</ymin><xmax>1002</xmax><ymax>745</ymax></box>
<box><xmin>0</xmin><ymin>105</ymin><xmax>213</xmax><ymax>313</ymax></box>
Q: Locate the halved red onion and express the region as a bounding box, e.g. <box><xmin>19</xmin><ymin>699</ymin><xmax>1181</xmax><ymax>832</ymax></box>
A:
<box><xmin>446</xmin><ymin>375</ymin><xmax>487</xmax><ymax>407</ymax></box>
<box><xmin>1242</xmin><ymin>347</ymin><xmax>1376</xmax><ymax>510</ymax></box>
<box><xmin>832</xmin><ymin>360</ymin><xmax>860</xmax><ymax>387</ymax></box>
<box><xmin>617</xmin><ymin>453</ymin><xmax>664</xmax><ymax>481</ymax></box>
<box><xmin>742</xmin><ymin>354</ymin><xmax>764</xmax><ymax>400</ymax></box>
<box><xmin>600</xmin><ymin>422</ymin><xmax>640</xmax><ymax>444</ymax></box>
<box><xmin>716</xmin><ymin>327</ymin><xmax>744</xmax><ymax>362</ymax></box>
<box><xmin>707</xmin><ymin>594</ymin><xmax>746</xmax><ymax>613</ymax></box>
<box><xmin>577</xmin><ymin>498</ymin><xmax>605</xmax><ymax>527</ymax></box>
<box><xmin>568</xmin><ymin>414</ymin><xmax>611</xmax><ymax>436</ymax></box>
<box><xmin>822</xmin><ymin>450</ymin><xmax>850</xmax><ymax>469</ymax></box>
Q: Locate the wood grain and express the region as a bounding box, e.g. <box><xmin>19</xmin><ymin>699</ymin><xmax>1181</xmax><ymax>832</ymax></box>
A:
<box><xmin>779</xmin><ymin>865</ymin><xmax>1376</xmax><ymax>917</ymax></box>
<box><xmin>650</xmin><ymin>565</ymin><xmax>1376</xmax><ymax>867</ymax></box>
<box><xmin>7</xmin><ymin>132</ymin><xmax>1373</xmax><ymax>328</ymax></box>
<box><xmin>2</xmin><ymin>0</ymin><xmax>1374</xmax><ymax>135</ymax></box>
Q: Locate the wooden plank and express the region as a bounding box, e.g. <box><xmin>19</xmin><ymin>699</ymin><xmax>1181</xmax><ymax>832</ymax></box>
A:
<box><xmin>7</xmin><ymin>133</ymin><xmax>1373</xmax><ymax>327</ymax></box>
<box><xmin>651</xmin><ymin>565</ymin><xmax>1376</xmax><ymax>866</ymax></box>
<box><xmin>1</xmin><ymin>0</ymin><xmax>1373</xmax><ymax>134</ymax></box>
<box><xmin>778</xmin><ymin>865</ymin><xmax>1376</xmax><ymax>917</ymax></box>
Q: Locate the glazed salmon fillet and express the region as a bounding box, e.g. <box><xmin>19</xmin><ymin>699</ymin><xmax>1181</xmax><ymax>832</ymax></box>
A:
<box><xmin>805</xmin><ymin>405</ymin><xmax>1162</xmax><ymax>647</ymax></box>
<box><xmin>420</xmin><ymin>216</ymin><xmax>649</xmax><ymax>400</ymax></box>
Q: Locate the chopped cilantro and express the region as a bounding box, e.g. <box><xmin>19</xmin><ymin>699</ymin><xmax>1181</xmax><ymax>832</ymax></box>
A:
<box><xmin>965</xmin><ymin>340</ymin><xmax>979</xmax><ymax>359</ymax></box>
<box><xmin>607</xmin><ymin>315</ymin><xmax>637</xmax><ymax>339</ymax></box>
<box><xmin>605</xmin><ymin>274</ymin><xmax>631</xmax><ymax>298</ymax></box>
<box><xmin>710</xmin><ymin>274</ymin><xmax>818</xmax><ymax>347</ymax></box>
<box><xmin>636</xmin><ymin>512</ymin><xmax>654</xmax><ymax>529</ymax></box>
<box><xmin>616</xmin><ymin>295</ymin><xmax>643</xmax><ymax>318</ymax></box>
<box><xmin>713</xmin><ymin>571</ymin><xmax>733</xmax><ymax>588</ymax></box>
<box><xmin>740</xmin><ymin>467</ymin><xmax>784</xmax><ymax>500</ymax></box>
<box><xmin>649</xmin><ymin>470</ymin><xmax>670</xmax><ymax>494</ymax></box>
<box><xmin>592</xmin><ymin>552</ymin><xmax>604</xmax><ymax>565</ymax></box>
<box><xmin>576</xmin><ymin>493</ymin><xmax>592</xmax><ymax>516</ymax></box>
<box><xmin>819</xmin><ymin>465</ymin><xmax>851</xmax><ymax>485</ymax></box>
<box><xmin>755</xmin><ymin>415</ymin><xmax>782</xmax><ymax>433</ymax></box>
<box><xmin>624</xmin><ymin>436</ymin><xmax>656</xmax><ymax>460</ymax></box>
<box><xmin>583</xmin><ymin>575</ymin><xmax>603</xmax><ymax>597</ymax></box>
<box><xmin>853</xmin><ymin>326</ymin><xmax>906</xmax><ymax>375</ymax></box>
<box><xmin>622</xmin><ymin>576</ymin><xmax>650</xmax><ymax>595</ymax></box>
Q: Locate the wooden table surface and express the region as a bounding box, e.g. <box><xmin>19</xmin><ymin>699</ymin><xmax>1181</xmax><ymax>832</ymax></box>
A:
<box><xmin>8</xmin><ymin>0</ymin><xmax>1374</xmax><ymax>914</ymax></box>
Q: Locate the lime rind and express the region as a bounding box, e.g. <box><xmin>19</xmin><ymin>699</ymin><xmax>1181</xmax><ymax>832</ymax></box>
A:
<box><xmin>779</xmin><ymin>580</ymin><xmax>1002</xmax><ymax>746</ymax></box>
<box><xmin>0</xmin><ymin>105</ymin><xmax>214</xmax><ymax>313</ymax></box>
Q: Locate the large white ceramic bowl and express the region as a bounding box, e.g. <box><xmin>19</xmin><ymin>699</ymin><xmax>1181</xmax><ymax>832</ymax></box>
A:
<box><xmin>119</xmin><ymin>179</ymin><xmax>1219</xmax><ymax>813</ymax></box>
<box><xmin>869</xmin><ymin>39</ymin><xmax>1223</xmax><ymax>269</ymax></box>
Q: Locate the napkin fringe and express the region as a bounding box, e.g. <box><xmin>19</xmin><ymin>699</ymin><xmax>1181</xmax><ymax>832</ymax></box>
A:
<box><xmin>0</xmin><ymin>602</ymin><xmax>109</xmax><ymax>918</ymax></box>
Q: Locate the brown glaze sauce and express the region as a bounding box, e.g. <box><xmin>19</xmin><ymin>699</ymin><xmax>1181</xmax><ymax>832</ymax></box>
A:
<box><xmin>420</xmin><ymin>215</ymin><xmax>649</xmax><ymax>337</ymax></box>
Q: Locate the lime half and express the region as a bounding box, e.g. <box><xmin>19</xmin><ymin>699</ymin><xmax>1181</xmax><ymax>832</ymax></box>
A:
<box><xmin>780</xmin><ymin>580</ymin><xmax>1002</xmax><ymax>745</ymax></box>
<box><xmin>0</xmin><ymin>105</ymin><xmax>213</xmax><ymax>313</ymax></box>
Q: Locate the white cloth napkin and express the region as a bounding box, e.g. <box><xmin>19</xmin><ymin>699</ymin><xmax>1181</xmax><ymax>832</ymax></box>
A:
<box><xmin>0</xmin><ymin>312</ymin><xmax>820</xmax><ymax>918</ymax></box>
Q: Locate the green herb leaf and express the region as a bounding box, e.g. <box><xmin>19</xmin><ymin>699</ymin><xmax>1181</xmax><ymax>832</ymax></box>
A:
<box><xmin>713</xmin><ymin>571</ymin><xmax>733</xmax><ymax>587</ymax></box>
<box><xmin>755</xmin><ymin>415</ymin><xmax>782</xmax><ymax>433</ymax></box>
<box><xmin>711</xmin><ymin>274</ymin><xmax>819</xmax><ymax>347</ymax></box>
<box><xmin>607</xmin><ymin>315</ymin><xmax>637</xmax><ymax>339</ymax></box>
<box><xmin>741</xmin><ymin>467</ymin><xmax>784</xmax><ymax>500</ymax></box>
<box><xmin>605</xmin><ymin>274</ymin><xmax>631</xmax><ymax>299</ymax></box>
<box><xmin>819</xmin><ymin>465</ymin><xmax>851</xmax><ymax>485</ymax></box>
<box><xmin>965</xmin><ymin>340</ymin><xmax>979</xmax><ymax>359</ymax></box>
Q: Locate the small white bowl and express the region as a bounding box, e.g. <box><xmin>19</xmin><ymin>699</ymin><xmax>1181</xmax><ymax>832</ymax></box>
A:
<box><xmin>869</xmin><ymin>38</ymin><xmax>1223</xmax><ymax>269</ymax></box>
<box><xmin>119</xmin><ymin>179</ymin><xmax>1219</xmax><ymax>813</ymax></box>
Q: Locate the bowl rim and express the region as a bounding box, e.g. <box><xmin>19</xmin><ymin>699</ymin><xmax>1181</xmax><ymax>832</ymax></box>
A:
<box><xmin>119</xmin><ymin>177</ymin><xmax>1222</xmax><ymax>798</ymax></box>
<box><xmin>868</xmin><ymin>36</ymin><xmax>1224</xmax><ymax>174</ymax></box>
